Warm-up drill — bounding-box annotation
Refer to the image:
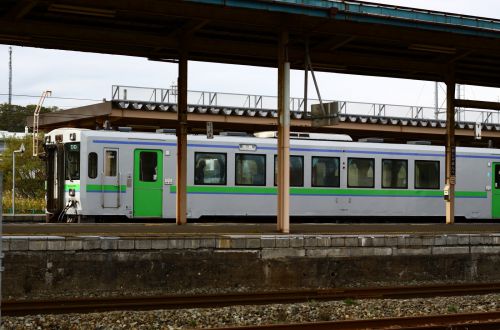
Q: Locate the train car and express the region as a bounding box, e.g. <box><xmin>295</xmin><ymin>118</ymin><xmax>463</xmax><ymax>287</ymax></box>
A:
<box><xmin>43</xmin><ymin>127</ymin><xmax>500</xmax><ymax>222</ymax></box>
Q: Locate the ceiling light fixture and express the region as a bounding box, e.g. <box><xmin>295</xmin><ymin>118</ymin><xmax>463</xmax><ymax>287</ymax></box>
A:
<box><xmin>148</xmin><ymin>58</ymin><xmax>179</xmax><ymax>63</ymax></box>
<box><xmin>48</xmin><ymin>4</ymin><xmax>116</xmax><ymax>18</ymax></box>
<box><xmin>408</xmin><ymin>44</ymin><xmax>456</xmax><ymax>54</ymax></box>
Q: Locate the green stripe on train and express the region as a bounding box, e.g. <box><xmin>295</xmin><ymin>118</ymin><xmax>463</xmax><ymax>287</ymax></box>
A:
<box><xmin>170</xmin><ymin>186</ymin><xmax>276</xmax><ymax>194</ymax></box>
<box><xmin>64</xmin><ymin>183</ymin><xmax>127</xmax><ymax>192</ymax></box>
<box><xmin>86</xmin><ymin>184</ymin><xmax>127</xmax><ymax>192</ymax></box>
<box><xmin>65</xmin><ymin>184</ymin><xmax>126</xmax><ymax>192</ymax></box>
<box><xmin>65</xmin><ymin>184</ymin><xmax>486</xmax><ymax>198</ymax></box>
<box><xmin>456</xmin><ymin>191</ymin><xmax>488</xmax><ymax>198</ymax></box>
<box><xmin>64</xmin><ymin>183</ymin><xmax>80</xmax><ymax>191</ymax></box>
<box><xmin>169</xmin><ymin>186</ymin><xmax>486</xmax><ymax>198</ymax></box>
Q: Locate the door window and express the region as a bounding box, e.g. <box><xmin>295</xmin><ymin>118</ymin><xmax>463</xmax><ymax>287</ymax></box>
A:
<box><xmin>139</xmin><ymin>151</ymin><xmax>158</xmax><ymax>182</ymax></box>
<box><xmin>104</xmin><ymin>150</ymin><xmax>117</xmax><ymax>177</ymax></box>
<box><xmin>495</xmin><ymin>164</ymin><xmax>500</xmax><ymax>189</ymax></box>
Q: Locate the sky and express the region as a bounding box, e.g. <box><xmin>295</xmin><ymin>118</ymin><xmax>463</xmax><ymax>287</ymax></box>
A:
<box><xmin>1</xmin><ymin>0</ymin><xmax>500</xmax><ymax>112</ymax></box>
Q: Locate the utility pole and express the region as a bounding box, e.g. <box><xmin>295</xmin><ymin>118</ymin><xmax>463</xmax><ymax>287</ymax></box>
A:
<box><xmin>8</xmin><ymin>46</ymin><xmax>12</xmax><ymax>107</ymax></box>
<box><xmin>434</xmin><ymin>82</ymin><xmax>439</xmax><ymax>120</ymax></box>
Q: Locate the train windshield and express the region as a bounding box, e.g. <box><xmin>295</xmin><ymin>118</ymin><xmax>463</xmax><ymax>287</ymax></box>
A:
<box><xmin>65</xmin><ymin>142</ymin><xmax>80</xmax><ymax>181</ymax></box>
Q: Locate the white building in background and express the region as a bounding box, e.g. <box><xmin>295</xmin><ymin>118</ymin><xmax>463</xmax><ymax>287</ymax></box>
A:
<box><xmin>0</xmin><ymin>128</ymin><xmax>30</xmax><ymax>154</ymax></box>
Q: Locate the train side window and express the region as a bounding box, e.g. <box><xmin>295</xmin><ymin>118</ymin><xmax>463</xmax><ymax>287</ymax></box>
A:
<box><xmin>104</xmin><ymin>150</ymin><xmax>117</xmax><ymax>177</ymax></box>
<box><xmin>235</xmin><ymin>154</ymin><xmax>266</xmax><ymax>186</ymax></box>
<box><xmin>194</xmin><ymin>152</ymin><xmax>227</xmax><ymax>185</ymax></box>
<box><xmin>139</xmin><ymin>151</ymin><xmax>158</xmax><ymax>182</ymax></box>
<box><xmin>274</xmin><ymin>155</ymin><xmax>304</xmax><ymax>187</ymax></box>
<box><xmin>348</xmin><ymin>158</ymin><xmax>374</xmax><ymax>188</ymax></box>
<box><xmin>382</xmin><ymin>159</ymin><xmax>408</xmax><ymax>189</ymax></box>
<box><xmin>88</xmin><ymin>152</ymin><xmax>98</xmax><ymax>179</ymax></box>
<box><xmin>312</xmin><ymin>156</ymin><xmax>340</xmax><ymax>187</ymax></box>
<box><xmin>415</xmin><ymin>160</ymin><xmax>440</xmax><ymax>189</ymax></box>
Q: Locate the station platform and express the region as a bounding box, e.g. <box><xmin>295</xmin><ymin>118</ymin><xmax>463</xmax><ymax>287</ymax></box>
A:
<box><xmin>4</xmin><ymin>223</ymin><xmax>500</xmax><ymax>301</ymax></box>
<box><xmin>4</xmin><ymin>222</ymin><xmax>500</xmax><ymax>237</ymax></box>
<box><xmin>2</xmin><ymin>214</ymin><xmax>45</xmax><ymax>222</ymax></box>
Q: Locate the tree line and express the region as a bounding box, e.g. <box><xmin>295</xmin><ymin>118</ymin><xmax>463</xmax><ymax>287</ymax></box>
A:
<box><xmin>0</xmin><ymin>103</ymin><xmax>57</xmax><ymax>132</ymax></box>
<box><xmin>0</xmin><ymin>103</ymin><xmax>57</xmax><ymax>201</ymax></box>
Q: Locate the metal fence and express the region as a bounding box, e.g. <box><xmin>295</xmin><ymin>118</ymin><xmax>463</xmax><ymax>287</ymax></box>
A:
<box><xmin>111</xmin><ymin>85</ymin><xmax>500</xmax><ymax>125</ymax></box>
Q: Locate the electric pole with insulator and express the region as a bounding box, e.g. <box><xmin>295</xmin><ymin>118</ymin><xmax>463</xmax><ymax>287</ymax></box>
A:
<box><xmin>8</xmin><ymin>46</ymin><xmax>12</xmax><ymax>107</ymax></box>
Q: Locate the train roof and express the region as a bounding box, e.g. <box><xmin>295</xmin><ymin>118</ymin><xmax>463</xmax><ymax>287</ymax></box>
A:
<box><xmin>46</xmin><ymin>128</ymin><xmax>500</xmax><ymax>155</ymax></box>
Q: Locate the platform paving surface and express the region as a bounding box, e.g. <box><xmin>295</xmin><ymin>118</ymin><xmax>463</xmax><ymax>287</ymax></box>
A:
<box><xmin>3</xmin><ymin>223</ymin><xmax>500</xmax><ymax>237</ymax></box>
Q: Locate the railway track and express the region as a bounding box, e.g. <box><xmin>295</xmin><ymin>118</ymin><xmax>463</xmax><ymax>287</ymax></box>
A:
<box><xmin>4</xmin><ymin>282</ymin><xmax>500</xmax><ymax>316</ymax></box>
<box><xmin>211</xmin><ymin>311</ymin><xmax>500</xmax><ymax>330</ymax></box>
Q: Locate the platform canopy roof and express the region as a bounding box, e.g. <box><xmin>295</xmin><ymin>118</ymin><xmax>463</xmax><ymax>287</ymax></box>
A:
<box><xmin>30</xmin><ymin>101</ymin><xmax>500</xmax><ymax>148</ymax></box>
<box><xmin>2</xmin><ymin>0</ymin><xmax>500</xmax><ymax>87</ymax></box>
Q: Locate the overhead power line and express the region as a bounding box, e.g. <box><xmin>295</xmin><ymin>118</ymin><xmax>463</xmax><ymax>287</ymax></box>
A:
<box><xmin>0</xmin><ymin>93</ymin><xmax>103</xmax><ymax>102</ymax></box>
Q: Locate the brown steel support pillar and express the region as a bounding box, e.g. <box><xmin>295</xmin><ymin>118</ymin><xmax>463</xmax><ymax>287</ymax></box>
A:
<box><xmin>277</xmin><ymin>31</ymin><xmax>290</xmax><ymax>233</ymax></box>
<box><xmin>176</xmin><ymin>52</ymin><xmax>188</xmax><ymax>225</ymax></box>
<box><xmin>445</xmin><ymin>75</ymin><xmax>456</xmax><ymax>224</ymax></box>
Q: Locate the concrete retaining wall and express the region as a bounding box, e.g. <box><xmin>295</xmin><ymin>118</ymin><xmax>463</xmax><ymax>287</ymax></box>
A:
<box><xmin>4</xmin><ymin>234</ymin><xmax>500</xmax><ymax>300</ymax></box>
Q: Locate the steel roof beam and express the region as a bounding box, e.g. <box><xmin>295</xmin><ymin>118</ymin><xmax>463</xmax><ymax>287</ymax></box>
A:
<box><xmin>188</xmin><ymin>0</ymin><xmax>500</xmax><ymax>37</ymax></box>
<box><xmin>3</xmin><ymin>0</ymin><xmax>39</xmax><ymax>20</ymax></box>
<box><xmin>454</xmin><ymin>99</ymin><xmax>500</xmax><ymax>111</ymax></box>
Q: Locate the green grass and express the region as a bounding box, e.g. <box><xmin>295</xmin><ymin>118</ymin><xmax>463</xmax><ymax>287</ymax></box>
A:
<box><xmin>2</xmin><ymin>191</ymin><xmax>45</xmax><ymax>214</ymax></box>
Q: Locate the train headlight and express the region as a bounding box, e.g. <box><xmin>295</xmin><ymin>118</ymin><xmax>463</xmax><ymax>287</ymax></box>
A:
<box><xmin>69</xmin><ymin>133</ymin><xmax>76</xmax><ymax>141</ymax></box>
<box><xmin>69</xmin><ymin>189</ymin><xmax>76</xmax><ymax>197</ymax></box>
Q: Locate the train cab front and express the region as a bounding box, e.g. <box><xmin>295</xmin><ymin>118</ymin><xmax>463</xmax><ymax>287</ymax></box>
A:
<box><xmin>44</xmin><ymin>129</ymin><xmax>82</xmax><ymax>223</ymax></box>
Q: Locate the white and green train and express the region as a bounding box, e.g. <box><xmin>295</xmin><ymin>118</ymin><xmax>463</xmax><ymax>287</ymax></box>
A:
<box><xmin>43</xmin><ymin>127</ymin><xmax>500</xmax><ymax>222</ymax></box>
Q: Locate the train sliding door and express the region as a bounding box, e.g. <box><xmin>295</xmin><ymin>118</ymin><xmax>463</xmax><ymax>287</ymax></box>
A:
<box><xmin>133</xmin><ymin>149</ymin><xmax>163</xmax><ymax>217</ymax></box>
<box><xmin>102</xmin><ymin>148</ymin><xmax>120</xmax><ymax>208</ymax></box>
<box><xmin>493</xmin><ymin>163</ymin><xmax>500</xmax><ymax>218</ymax></box>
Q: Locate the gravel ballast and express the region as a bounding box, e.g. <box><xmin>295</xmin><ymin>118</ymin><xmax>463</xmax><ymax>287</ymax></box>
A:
<box><xmin>3</xmin><ymin>294</ymin><xmax>500</xmax><ymax>329</ymax></box>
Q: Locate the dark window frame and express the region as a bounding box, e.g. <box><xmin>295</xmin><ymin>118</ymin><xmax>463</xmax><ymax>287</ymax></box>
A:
<box><xmin>235</xmin><ymin>153</ymin><xmax>267</xmax><ymax>186</ymax></box>
<box><xmin>414</xmin><ymin>160</ymin><xmax>440</xmax><ymax>190</ymax></box>
<box><xmin>274</xmin><ymin>155</ymin><xmax>305</xmax><ymax>187</ymax></box>
<box><xmin>88</xmin><ymin>152</ymin><xmax>98</xmax><ymax>179</ymax></box>
<box><xmin>381</xmin><ymin>158</ymin><xmax>408</xmax><ymax>189</ymax></box>
<box><xmin>347</xmin><ymin>157</ymin><xmax>375</xmax><ymax>188</ymax></box>
<box><xmin>194</xmin><ymin>152</ymin><xmax>227</xmax><ymax>186</ymax></box>
<box><xmin>311</xmin><ymin>156</ymin><xmax>341</xmax><ymax>188</ymax></box>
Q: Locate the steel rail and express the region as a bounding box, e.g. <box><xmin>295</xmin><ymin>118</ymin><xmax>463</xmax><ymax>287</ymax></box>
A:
<box><xmin>4</xmin><ymin>283</ymin><xmax>500</xmax><ymax>316</ymax></box>
<box><xmin>210</xmin><ymin>311</ymin><xmax>500</xmax><ymax>330</ymax></box>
